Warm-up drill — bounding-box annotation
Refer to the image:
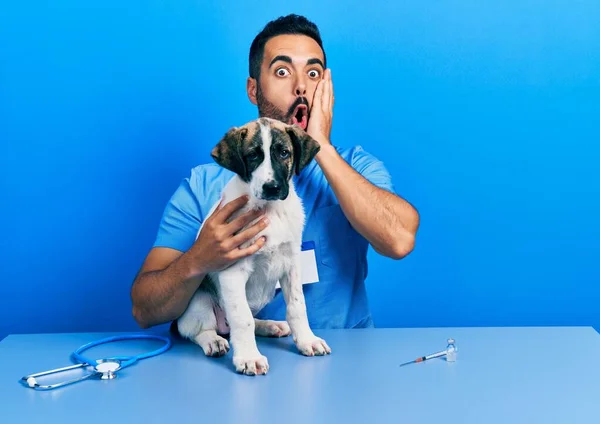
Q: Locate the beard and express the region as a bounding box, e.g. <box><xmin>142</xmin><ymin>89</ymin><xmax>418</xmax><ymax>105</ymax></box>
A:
<box><xmin>256</xmin><ymin>84</ymin><xmax>310</xmax><ymax>127</ymax></box>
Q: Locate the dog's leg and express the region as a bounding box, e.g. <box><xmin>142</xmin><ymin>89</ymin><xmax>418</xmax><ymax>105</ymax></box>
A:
<box><xmin>280</xmin><ymin>259</ymin><xmax>331</xmax><ymax>356</ymax></box>
<box><xmin>219</xmin><ymin>265</ymin><xmax>269</xmax><ymax>376</ymax></box>
<box><xmin>254</xmin><ymin>319</ymin><xmax>291</xmax><ymax>337</ymax></box>
<box><xmin>177</xmin><ymin>289</ymin><xmax>230</xmax><ymax>357</ymax></box>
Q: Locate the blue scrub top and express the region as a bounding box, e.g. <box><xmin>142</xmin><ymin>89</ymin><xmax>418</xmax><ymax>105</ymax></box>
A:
<box><xmin>153</xmin><ymin>145</ymin><xmax>395</xmax><ymax>329</ymax></box>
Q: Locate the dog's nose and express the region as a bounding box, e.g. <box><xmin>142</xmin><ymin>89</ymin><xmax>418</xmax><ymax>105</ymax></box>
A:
<box><xmin>262</xmin><ymin>181</ymin><xmax>281</xmax><ymax>196</ymax></box>
<box><xmin>262</xmin><ymin>181</ymin><xmax>282</xmax><ymax>200</ymax></box>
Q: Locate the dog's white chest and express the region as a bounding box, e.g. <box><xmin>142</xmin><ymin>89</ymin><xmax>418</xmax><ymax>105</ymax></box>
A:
<box><xmin>249</xmin><ymin>196</ymin><xmax>304</xmax><ymax>251</ymax></box>
<box><xmin>245</xmin><ymin>243</ymin><xmax>295</xmax><ymax>314</ymax></box>
<box><xmin>243</xmin><ymin>202</ymin><xmax>303</xmax><ymax>314</ymax></box>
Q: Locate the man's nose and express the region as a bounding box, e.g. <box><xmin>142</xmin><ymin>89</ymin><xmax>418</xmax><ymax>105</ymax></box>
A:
<box><xmin>294</xmin><ymin>76</ymin><xmax>307</xmax><ymax>96</ymax></box>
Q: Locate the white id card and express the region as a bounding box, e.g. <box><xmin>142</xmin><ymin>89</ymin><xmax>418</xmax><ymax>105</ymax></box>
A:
<box><xmin>275</xmin><ymin>241</ymin><xmax>319</xmax><ymax>289</ymax></box>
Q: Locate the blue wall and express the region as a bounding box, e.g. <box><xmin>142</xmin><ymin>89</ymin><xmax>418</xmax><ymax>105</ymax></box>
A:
<box><xmin>1</xmin><ymin>1</ymin><xmax>599</xmax><ymax>340</ymax></box>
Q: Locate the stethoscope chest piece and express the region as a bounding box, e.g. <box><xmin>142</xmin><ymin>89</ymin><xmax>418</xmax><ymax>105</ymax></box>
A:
<box><xmin>95</xmin><ymin>360</ymin><xmax>121</xmax><ymax>380</ymax></box>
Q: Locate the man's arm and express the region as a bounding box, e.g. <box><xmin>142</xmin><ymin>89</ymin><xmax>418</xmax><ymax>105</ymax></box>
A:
<box><xmin>131</xmin><ymin>247</ymin><xmax>204</xmax><ymax>329</ymax></box>
<box><xmin>306</xmin><ymin>68</ymin><xmax>419</xmax><ymax>259</ymax></box>
<box><xmin>315</xmin><ymin>145</ymin><xmax>419</xmax><ymax>259</ymax></box>
<box><xmin>131</xmin><ymin>195</ymin><xmax>269</xmax><ymax>328</ymax></box>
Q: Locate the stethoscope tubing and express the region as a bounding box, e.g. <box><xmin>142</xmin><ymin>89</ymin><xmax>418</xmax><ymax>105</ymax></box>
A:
<box><xmin>71</xmin><ymin>334</ymin><xmax>172</xmax><ymax>370</ymax></box>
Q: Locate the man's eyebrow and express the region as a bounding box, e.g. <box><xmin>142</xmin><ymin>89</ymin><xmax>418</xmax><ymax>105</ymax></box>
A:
<box><xmin>307</xmin><ymin>58</ymin><xmax>325</xmax><ymax>68</ymax></box>
<box><xmin>268</xmin><ymin>55</ymin><xmax>325</xmax><ymax>69</ymax></box>
<box><xmin>269</xmin><ymin>55</ymin><xmax>292</xmax><ymax>68</ymax></box>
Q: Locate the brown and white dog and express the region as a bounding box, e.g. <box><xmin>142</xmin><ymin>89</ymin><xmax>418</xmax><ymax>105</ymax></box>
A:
<box><xmin>176</xmin><ymin>117</ymin><xmax>331</xmax><ymax>376</ymax></box>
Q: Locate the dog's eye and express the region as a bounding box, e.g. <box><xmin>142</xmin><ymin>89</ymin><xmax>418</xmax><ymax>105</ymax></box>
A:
<box><xmin>247</xmin><ymin>152</ymin><xmax>259</xmax><ymax>161</ymax></box>
<box><xmin>279</xmin><ymin>150</ymin><xmax>290</xmax><ymax>159</ymax></box>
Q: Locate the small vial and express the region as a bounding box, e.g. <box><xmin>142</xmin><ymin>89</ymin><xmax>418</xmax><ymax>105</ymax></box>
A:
<box><xmin>446</xmin><ymin>338</ymin><xmax>457</xmax><ymax>362</ymax></box>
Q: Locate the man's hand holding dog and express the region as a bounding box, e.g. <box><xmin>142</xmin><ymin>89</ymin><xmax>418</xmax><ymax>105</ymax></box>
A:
<box><xmin>190</xmin><ymin>195</ymin><xmax>268</xmax><ymax>274</ymax></box>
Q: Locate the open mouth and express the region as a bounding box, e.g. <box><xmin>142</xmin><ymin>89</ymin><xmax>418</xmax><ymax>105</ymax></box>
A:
<box><xmin>291</xmin><ymin>104</ymin><xmax>308</xmax><ymax>130</ymax></box>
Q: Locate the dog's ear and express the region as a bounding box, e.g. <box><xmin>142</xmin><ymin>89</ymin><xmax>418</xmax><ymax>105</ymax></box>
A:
<box><xmin>286</xmin><ymin>125</ymin><xmax>321</xmax><ymax>175</ymax></box>
<box><xmin>211</xmin><ymin>126</ymin><xmax>249</xmax><ymax>180</ymax></box>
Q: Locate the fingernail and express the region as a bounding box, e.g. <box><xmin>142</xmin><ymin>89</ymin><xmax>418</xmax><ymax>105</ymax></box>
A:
<box><xmin>263</xmin><ymin>218</ymin><xmax>270</xmax><ymax>225</ymax></box>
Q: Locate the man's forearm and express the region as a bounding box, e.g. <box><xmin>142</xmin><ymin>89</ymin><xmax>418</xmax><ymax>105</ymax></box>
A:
<box><xmin>316</xmin><ymin>144</ymin><xmax>420</xmax><ymax>259</ymax></box>
<box><xmin>131</xmin><ymin>252</ymin><xmax>204</xmax><ymax>329</ymax></box>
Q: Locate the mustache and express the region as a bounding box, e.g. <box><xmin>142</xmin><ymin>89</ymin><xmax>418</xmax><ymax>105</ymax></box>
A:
<box><xmin>286</xmin><ymin>97</ymin><xmax>310</xmax><ymax>118</ymax></box>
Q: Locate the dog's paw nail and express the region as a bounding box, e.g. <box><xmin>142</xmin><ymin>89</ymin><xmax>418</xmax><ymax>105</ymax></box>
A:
<box><xmin>195</xmin><ymin>332</ymin><xmax>230</xmax><ymax>357</ymax></box>
<box><xmin>234</xmin><ymin>353</ymin><xmax>269</xmax><ymax>376</ymax></box>
<box><xmin>296</xmin><ymin>336</ymin><xmax>331</xmax><ymax>357</ymax></box>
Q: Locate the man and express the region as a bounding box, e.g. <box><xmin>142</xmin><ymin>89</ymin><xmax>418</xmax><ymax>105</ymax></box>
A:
<box><xmin>130</xmin><ymin>14</ymin><xmax>419</xmax><ymax>331</ymax></box>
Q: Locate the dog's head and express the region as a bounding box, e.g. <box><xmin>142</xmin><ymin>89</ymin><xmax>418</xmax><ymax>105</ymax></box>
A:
<box><xmin>211</xmin><ymin>118</ymin><xmax>321</xmax><ymax>201</ymax></box>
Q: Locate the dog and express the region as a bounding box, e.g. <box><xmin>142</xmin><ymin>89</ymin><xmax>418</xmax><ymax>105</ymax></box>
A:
<box><xmin>176</xmin><ymin>117</ymin><xmax>331</xmax><ymax>376</ymax></box>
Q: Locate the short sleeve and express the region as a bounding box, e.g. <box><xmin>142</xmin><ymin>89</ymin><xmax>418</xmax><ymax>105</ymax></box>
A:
<box><xmin>350</xmin><ymin>146</ymin><xmax>396</xmax><ymax>194</ymax></box>
<box><xmin>153</xmin><ymin>170</ymin><xmax>204</xmax><ymax>252</ymax></box>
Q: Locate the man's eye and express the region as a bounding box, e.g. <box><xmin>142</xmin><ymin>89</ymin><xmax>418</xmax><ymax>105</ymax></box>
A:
<box><xmin>308</xmin><ymin>69</ymin><xmax>320</xmax><ymax>78</ymax></box>
<box><xmin>276</xmin><ymin>68</ymin><xmax>290</xmax><ymax>77</ymax></box>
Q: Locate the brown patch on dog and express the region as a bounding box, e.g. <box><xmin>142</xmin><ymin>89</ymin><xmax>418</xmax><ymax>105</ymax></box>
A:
<box><xmin>242</xmin><ymin>120</ymin><xmax>259</xmax><ymax>145</ymax></box>
<box><xmin>268</xmin><ymin>128</ymin><xmax>295</xmax><ymax>179</ymax></box>
<box><xmin>284</xmin><ymin>124</ymin><xmax>321</xmax><ymax>175</ymax></box>
<box><xmin>211</xmin><ymin>121</ymin><xmax>261</xmax><ymax>182</ymax></box>
<box><xmin>258</xmin><ymin>117</ymin><xmax>288</xmax><ymax>133</ymax></box>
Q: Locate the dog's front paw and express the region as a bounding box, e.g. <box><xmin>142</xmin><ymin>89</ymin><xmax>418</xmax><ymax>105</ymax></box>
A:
<box><xmin>233</xmin><ymin>352</ymin><xmax>270</xmax><ymax>376</ymax></box>
<box><xmin>255</xmin><ymin>319</ymin><xmax>291</xmax><ymax>338</ymax></box>
<box><xmin>195</xmin><ymin>331</ymin><xmax>230</xmax><ymax>357</ymax></box>
<box><xmin>295</xmin><ymin>335</ymin><xmax>332</xmax><ymax>357</ymax></box>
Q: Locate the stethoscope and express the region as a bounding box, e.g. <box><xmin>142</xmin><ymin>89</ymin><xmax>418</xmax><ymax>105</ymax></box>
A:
<box><xmin>20</xmin><ymin>334</ymin><xmax>172</xmax><ymax>390</ymax></box>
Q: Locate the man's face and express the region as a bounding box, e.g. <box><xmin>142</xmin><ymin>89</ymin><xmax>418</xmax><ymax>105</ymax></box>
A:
<box><xmin>247</xmin><ymin>34</ymin><xmax>325</xmax><ymax>131</ymax></box>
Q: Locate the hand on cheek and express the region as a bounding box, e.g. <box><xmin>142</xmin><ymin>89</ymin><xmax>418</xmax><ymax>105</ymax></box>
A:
<box><xmin>307</xmin><ymin>69</ymin><xmax>334</xmax><ymax>146</ymax></box>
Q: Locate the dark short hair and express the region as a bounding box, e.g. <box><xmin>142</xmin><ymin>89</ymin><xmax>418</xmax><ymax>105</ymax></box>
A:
<box><xmin>248</xmin><ymin>14</ymin><xmax>326</xmax><ymax>79</ymax></box>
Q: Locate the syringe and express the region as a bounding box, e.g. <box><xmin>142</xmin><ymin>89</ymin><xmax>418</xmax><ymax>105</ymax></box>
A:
<box><xmin>399</xmin><ymin>348</ymin><xmax>448</xmax><ymax>367</ymax></box>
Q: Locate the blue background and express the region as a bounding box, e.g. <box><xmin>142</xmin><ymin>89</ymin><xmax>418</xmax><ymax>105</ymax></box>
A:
<box><xmin>1</xmin><ymin>1</ymin><xmax>599</xmax><ymax>340</ymax></box>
